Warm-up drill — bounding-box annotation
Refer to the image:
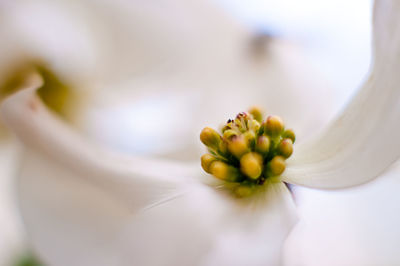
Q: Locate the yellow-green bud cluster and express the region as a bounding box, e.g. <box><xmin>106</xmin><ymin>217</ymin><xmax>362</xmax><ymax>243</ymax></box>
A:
<box><xmin>200</xmin><ymin>106</ymin><xmax>295</xmax><ymax>196</ymax></box>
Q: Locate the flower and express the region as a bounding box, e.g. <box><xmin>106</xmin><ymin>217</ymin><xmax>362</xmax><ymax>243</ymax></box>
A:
<box><xmin>2</xmin><ymin>0</ymin><xmax>399</xmax><ymax>266</ymax></box>
<box><xmin>0</xmin><ymin>1</ymin><xmax>334</xmax><ymax>264</ymax></box>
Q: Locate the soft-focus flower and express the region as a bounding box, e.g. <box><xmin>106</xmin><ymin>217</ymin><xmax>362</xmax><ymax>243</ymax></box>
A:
<box><xmin>2</xmin><ymin>0</ymin><xmax>398</xmax><ymax>266</ymax></box>
<box><xmin>0</xmin><ymin>1</ymin><xmax>334</xmax><ymax>265</ymax></box>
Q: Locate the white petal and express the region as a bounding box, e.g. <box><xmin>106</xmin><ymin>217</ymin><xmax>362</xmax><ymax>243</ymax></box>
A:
<box><xmin>118</xmin><ymin>180</ymin><xmax>297</xmax><ymax>266</ymax></box>
<box><xmin>0</xmin><ymin>140</ymin><xmax>25</xmax><ymax>265</ymax></box>
<box><xmin>283</xmin><ymin>0</ymin><xmax>400</xmax><ymax>189</ymax></box>
<box><xmin>283</xmin><ymin>161</ymin><xmax>400</xmax><ymax>266</ymax></box>
<box><xmin>200</xmin><ymin>181</ymin><xmax>298</xmax><ymax>266</ymax></box>
<box><xmin>0</xmin><ymin>83</ymin><xmax>200</xmax><ymax>265</ymax></box>
<box><xmin>1</xmin><ymin>75</ymin><xmax>202</xmax><ymax>208</ymax></box>
<box><xmin>19</xmin><ymin>154</ymin><xmax>296</xmax><ymax>266</ymax></box>
<box><xmin>2</xmin><ymin>80</ymin><xmax>298</xmax><ymax>265</ymax></box>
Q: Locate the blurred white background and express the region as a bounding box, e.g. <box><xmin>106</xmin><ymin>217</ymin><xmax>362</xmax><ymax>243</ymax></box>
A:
<box><xmin>217</xmin><ymin>0</ymin><xmax>372</xmax><ymax>108</ymax></box>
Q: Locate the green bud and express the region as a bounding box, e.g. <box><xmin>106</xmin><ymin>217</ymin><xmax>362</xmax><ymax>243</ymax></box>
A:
<box><xmin>248</xmin><ymin>106</ymin><xmax>263</xmax><ymax>122</ymax></box>
<box><xmin>268</xmin><ymin>156</ymin><xmax>286</xmax><ymax>176</ymax></box>
<box><xmin>264</xmin><ymin>115</ymin><xmax>284</xmax><ymax>137</ymax></box>
<box><xmin>200</xmin><ymin>127</ymin><xmax>221</xmax><ymax>149</ymax></box>
<box><xmin>227</xmin><ymin>135</ymin><xmax>249</xmax><ymax>159</ymax></box>
<box><xmin>210</xmin><ymin>161</ymin><xmax>241</xmax><ymax>182</ymax></box>
<box><xmin>223</xmin><ymin>129</ymin><xmax>238</xmax><ymax>140</ymax></box>
<box><xmin>243</xmin><ymin>131</ymin><xmax>256</xmax><ymax>147</ymax></box>
<box><xmin>240</xmin><ymin>152</ymin><xmax>263</xmax><ymax>179</ymax></box>
<box><xmin>255</xmin><ymin>135</ymin><xmax>270</xmax><ymax>154</ymax></box>
<box><xmin>218</xmin><ymin>139</ymin><xmax>228</xmax><ymax>155</ymax></box>
<box><xmin>278</xmin><ymin>138</ymin><xmax>293</xmax><ymax>158</ymax></box>
<box><xmin>283</xmin><ymin>129</ymin><xmax>296</xmax><ymax>143</ymax></box>
<box><xmin>201</xmin><ymin>154</ymin><xmax>218</xmax><ymax>173</ymax></box>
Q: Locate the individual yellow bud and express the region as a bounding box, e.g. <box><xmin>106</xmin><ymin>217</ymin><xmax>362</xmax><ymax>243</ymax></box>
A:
<box><xmin>283</xmin><ymin>129</ymin><xmax>296</xmax><ymax>143</ymax></box>
<box><xmin>200</xmin><ymin>127</ymin><xmax>221</xmax><ymax>149</ymax></box>
<box><xmin>210</xmin><ymin>161</ymin><xmax>240</xmax><ymax>182</ymax></box>
<box><xmin>268</xmin><ymin>156</ymin><xmax>286</xmax><ymax>176</ymax></box>
<box><xmin>247</xmin><ymin>119</ymin><xmax>261</xmax><ymax>132</ymax></box>
<box><xmin>223</xmin><ymin>129</ymin><xmax>238</xmax><ymax>140</ymax></box>
<box><xmin>248</xmin><ymin>106</ymin><xmax>263</xmax><ymax>122</ymax></box>
<box><xmin>264</xmin><ymin>115</ymin><xmax>284</xmax><ymax>137</ymax></box>
<box><xmin>228</xmin><ymin>135</ymin><xmax>249</xmax><ymax>158</ymax></box>
<box><xmin>243</xmin><ymin>131</ymin><xmax>256</xmax><ymax>146</ymax></box>
<box><xmin>240</xmin><ymin>152</ymin><xmax>263</xmax><ymax>179</ymax></box>
<box><xmin>201</xmin><ymin>154</ymin><xmax>217</xmax><ymax>173</ymax></box>
<box><xmin>278</xmin><ymin>138</ymin><xmax>293</xmax><ymax>158</ymax></box>
<box><xmin>218</xmin><ymin>140</ymin><xmax>228</xmax><ymax>155</ymax></box>
<box><xmin>234</xmin><ymin>184</ymin><xmax>254</xmax><ymax>197</ymax></box>
<box><xmin>255</xmin><ymin>135</ymin><xmax>270</xmax><ymax>154</ymax></box>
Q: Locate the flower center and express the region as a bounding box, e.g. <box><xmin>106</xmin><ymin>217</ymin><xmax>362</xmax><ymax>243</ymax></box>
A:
<box><xmin>200</xmin><ymin>106</ymin><xmax>295</xmax><ymax>197</ymax></box>
<box><xmin>0</xmin><ymin>62</ymin><xmax>75</xmax><ymax>119</ymax></box>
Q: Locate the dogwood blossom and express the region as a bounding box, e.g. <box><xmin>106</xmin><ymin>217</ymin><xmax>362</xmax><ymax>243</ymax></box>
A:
<box><xmin>2</xmin><ymin>0</ymin><xmax>399</xmax><ymax>265</ymax></box>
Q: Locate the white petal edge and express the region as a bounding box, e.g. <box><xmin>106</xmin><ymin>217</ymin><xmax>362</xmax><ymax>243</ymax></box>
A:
<box><xmin>283</xmin><ymin>0</ymin><xmax>400</xmax><ymax>189</ymax></box>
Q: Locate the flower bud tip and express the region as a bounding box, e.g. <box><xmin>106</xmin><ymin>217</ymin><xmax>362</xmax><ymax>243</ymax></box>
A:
<box><xmin>268</xmin><ymin>156</ymin><xmax>286</xmax><ymax>176</ymax></box>
<box><xmin>278</xmin><ymin>138</ymin><xmax>293</xmax><ymax>158</ymax></box>
<box><xmin>240</xmin><ymin>152</ymin><xmax>263</xmax><ymax>179</ymax></box>
<box><xmin>200</xmin><ymin>127</ymin><xmax>221</xmax><ymax>149</ymax></box>
<box><xmin>264</xmin><ymin>115</ymin><xmax>284</xmax><ymax>137</ymax></box>
<box><xmin>210</xmin><ymin>161</ymin><xmax>240</xmax><ymax>182</ymax></box>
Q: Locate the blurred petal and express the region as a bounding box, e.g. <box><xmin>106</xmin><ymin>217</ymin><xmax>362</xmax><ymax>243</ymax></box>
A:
<box><xmin>0</xmin><ymin>77</ymin><xmax>195</xmax><ymax>265</ymax></box>
<box><xmin>283</xmin><ymin>0</ymin><xmax>400</xmax><ymax>188</ymax></box>
<box><xmin>0</xmin><ymin>0</ymin><xmax>249</xmax><ymax>86</ymax></box>
<box><xmin>84</xmin><ymin>39</ymin><xmax>334</xmax><ymax>160</ymax></box>
<box><xmin>1</xmin><ymin>75</ymin><xmax>198</xmax><ymax>211</ymax></box>
<box><xmin>0</xmin><ymin>139</ymin><xmax>25</xmax><ymax>265</ymax></box>
<box><xmin>1</xmin><ymin>0</ymin><xmax>334</xmax><ymax>159</ymax></box>
<box><xmin>1</xmin><ymin>78</ymin><xmax>298</xmax><ymax>265</ymax></box>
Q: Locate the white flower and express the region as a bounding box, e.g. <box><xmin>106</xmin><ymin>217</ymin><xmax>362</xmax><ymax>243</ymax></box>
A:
<box><xmin>2</xmin><ymin>0</ymin><xmax>399</xmax><ymax>266</ymax></box>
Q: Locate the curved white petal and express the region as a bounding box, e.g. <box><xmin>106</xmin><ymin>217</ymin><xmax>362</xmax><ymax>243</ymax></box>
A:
<box><xmin>1</xmin><ymin>76</ymin><xmax>198</xmax><ymax>210</ymax></box>
<box><xmin>1</xmin><ymin>80</ymin><xmax>298</xmax><ymax>265</ymax></box>
<box><xmin>283</xmin><ymin>0</ymin><xmax>400</xmax><ymax>189</ymax></box>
